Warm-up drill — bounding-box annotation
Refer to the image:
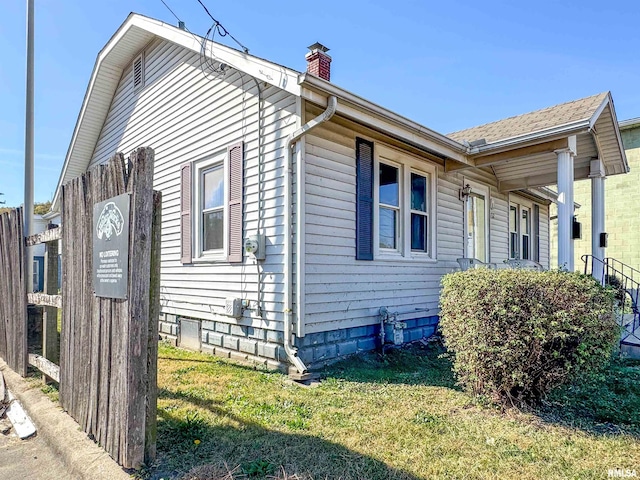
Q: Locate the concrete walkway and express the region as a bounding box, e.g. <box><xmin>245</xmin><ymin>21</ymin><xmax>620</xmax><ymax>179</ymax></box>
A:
<box><xmin>0</xmin><ymin>423</ymin><xmax>78</xmax><ymax>480</ymax></box>
<box><xmin>0</xmin><ymin>360</ymin><xmax>131</xmax><ymax>480</ymax></box>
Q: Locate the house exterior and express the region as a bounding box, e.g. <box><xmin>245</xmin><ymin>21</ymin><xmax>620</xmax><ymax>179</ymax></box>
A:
<box><xmin>550</xmin><ymin>119</ymin><xmax>640</xmax><ymax>271</ymax></box>
<box><xmin>31</xmin><ymin>214</ymin><xmax>48</xmax><ymax>292</ymax></box>
<box><xmin>51</xmin><ymin>14</ymin><xmax>628</xmax><ymax>374</ymax></box>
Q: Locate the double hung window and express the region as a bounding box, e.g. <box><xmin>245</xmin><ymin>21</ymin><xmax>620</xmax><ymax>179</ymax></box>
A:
<box><xmin>356</xmin><ymin>138</ymin><xmax>435</xmax><ymax>260</ymax></box>
<box><xmin>509</xmin><ymin>198</ymin><xmax>536</xmax><ymax>261</ymax></box>
<box><xmin>180</xmin><ymin>142</ymin><xmax>244</xmax><ymax>264</ymax></box>
<box><xmin>202</xmin><ymin>164</ymin><xmax>225</xmax><ymax>252</ymax></box>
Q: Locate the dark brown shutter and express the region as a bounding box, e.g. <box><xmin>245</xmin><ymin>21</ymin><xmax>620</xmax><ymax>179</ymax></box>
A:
<box><xmin>180</xmin><ymin>163</ymin><xmax>192</xmax><ymax>264</ymax></box>
<box><xmin>227</xmin><ymin>141</ymin><xmax>244</xmax><ymax>263</ymax></box>
<box><xmin>356</xmin><ymin>138</ymin><xmax>374</xmax><ymax>260</ymax></box>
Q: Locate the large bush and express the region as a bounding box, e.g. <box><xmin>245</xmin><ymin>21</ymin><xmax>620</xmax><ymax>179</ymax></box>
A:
<box><xmin>439</xmin><ymin>269</ymin><xmax>619</xmax><ymax>405</ymax></box>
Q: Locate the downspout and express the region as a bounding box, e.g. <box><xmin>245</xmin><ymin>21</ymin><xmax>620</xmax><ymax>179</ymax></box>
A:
<box><xmin>284</xmin><ymin>95</ymin><xmax>338</xmax><ymax>374</ymax></box>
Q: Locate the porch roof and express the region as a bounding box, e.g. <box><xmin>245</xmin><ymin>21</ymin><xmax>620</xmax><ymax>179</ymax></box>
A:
<box><xmin>445</xmin><ymin>92</ymin><xmax>629</xmax><ymax>192</ymax></box>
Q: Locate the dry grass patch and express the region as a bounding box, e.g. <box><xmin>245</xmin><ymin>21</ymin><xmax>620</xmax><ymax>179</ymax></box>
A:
<box><xmin>143</xmin><ymin>341</ymin><xmax>640</xmax><ymax>480</ymax></box>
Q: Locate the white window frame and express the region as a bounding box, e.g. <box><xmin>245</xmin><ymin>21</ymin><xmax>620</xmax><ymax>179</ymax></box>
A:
<box><xmin>463</xmin><ymin>180</ymin><xmax>490</xmax><ymax>262</ymax></box>
<box><xmin>33</xmin><ymin>259</ymin><xmax>40</xmax><ymax>292</ymax></box>
<box><xmin>373</xmin><ymin>144</ymin><xmax>437</xmax><ymax>261</ymax></box>
<box><xmin>509</xmin><ymin>195</ymin><xmax>533</xmax><ymax>260</ymax></box>
<box><xmin>193</xmin><ymin>150</ymin><xmax>228</xmax><ymax>262</ymax></box>
<box><xmin>377</xmin><ymin>158</ymin><xmax>402</xmax><ymax>254</ymax></box>
<box><xmin>409</xmin><ymin>169</ymin><xmax>430</xmax><ymax>255</ymax></box>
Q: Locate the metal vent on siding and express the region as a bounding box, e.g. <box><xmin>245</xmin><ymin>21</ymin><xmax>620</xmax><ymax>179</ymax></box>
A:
<box><xmin>133</xmin><ymin>54</ymin><xmax>144</xmax><ymax>90</ymax></box>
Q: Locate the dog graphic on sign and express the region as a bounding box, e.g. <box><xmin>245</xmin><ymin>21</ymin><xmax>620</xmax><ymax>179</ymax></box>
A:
<box><xmin>96</xmin><ymin>202</ymin><xmax>125</xmax><ymax>241</ymax></box>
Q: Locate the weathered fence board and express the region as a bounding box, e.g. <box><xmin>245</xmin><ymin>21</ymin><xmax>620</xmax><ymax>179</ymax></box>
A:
<box><xmin>24</xmin><ymin>226</ymin><xmax>62</xmax><ymax>246</ymax></box>
<box><xmin>0</xmin><ymin>208</ymin><xmax>27</xmax><ymax>376</ymax></box>
<box><xmin>60</xmin><ymin>148</ymin><xmax>159</xmax><ymax>469</ymax></box>
<box><xmin>42</xmin><ymin>238</ymin><xmax>60</xmax><ymax>380</ymax></box>
<box><xmin>28</xmin><ymin>354</ymin><xmax>60</xmax><ymax>382</ymax></box>
<box><xmin>27</xmin><ymin>293</ymin><xmax>62</xmax><ymax>308</ymax></box>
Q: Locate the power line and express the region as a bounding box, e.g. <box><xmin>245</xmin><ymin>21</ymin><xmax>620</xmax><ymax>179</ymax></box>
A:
<box><xmin>159</xmin><ymin>0</ymin><xmax>181</xmax><ymax>25</ymax></box>
<box><xmin>158</xmin><ymin>0</ymin><xmax>250</xmax><ymax>79</ymax></box>
<box><xmin>194</xmin><ymin>0</ymin><xmax>250</xmax><ymax>53</ymax></box>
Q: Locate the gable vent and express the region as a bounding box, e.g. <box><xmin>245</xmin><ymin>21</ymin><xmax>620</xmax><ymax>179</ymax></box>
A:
<box><xmin>133</xmin><ymin>53</ymin><xmax>144</xmax><ymax>91</ymax></box>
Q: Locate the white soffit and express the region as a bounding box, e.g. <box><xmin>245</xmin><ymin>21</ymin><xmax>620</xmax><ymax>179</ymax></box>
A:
<box><xmin>52</xmin><ymin>14</ymin><xmax>301</xmax><ymax>210</ymax></box>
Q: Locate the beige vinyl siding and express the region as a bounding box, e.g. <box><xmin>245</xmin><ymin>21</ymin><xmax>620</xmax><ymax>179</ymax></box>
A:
<box><xmin>89</xmin><ymin>38</ymin><xmax>298</xmax><ymax>330</ymax></box>
<box><xmin>539</xmin><ymin>203</ymin><xmax>550</xmax><ymax>268</ymax></box>
<box><xmin>302</xmin><ymin>107</ymin><xmax>513</xmax><ymax>334</ymax></box>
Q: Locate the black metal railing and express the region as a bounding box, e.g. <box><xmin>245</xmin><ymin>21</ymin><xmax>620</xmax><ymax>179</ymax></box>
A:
<box><xmin>581</xmin><ymin>255</ymin><xmax>640</xmax><ymax>347</ymax></box>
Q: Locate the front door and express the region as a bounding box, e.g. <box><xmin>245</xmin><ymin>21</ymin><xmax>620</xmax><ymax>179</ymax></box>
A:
<box><xmin>509</xmin><ymin>200</ymin><xmax>532</xmax><ymax>260</ymax></box>
<box><xmin>464</xmin><ymin>183</ymin><xmax>489</xmax><ymax>262</ymax></box>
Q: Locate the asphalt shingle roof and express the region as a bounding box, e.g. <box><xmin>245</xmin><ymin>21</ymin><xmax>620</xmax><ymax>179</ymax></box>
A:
<box><xmin>447</xmin><ymin>92</ymin><xmax>608</xmax><ymax>144</ymax></box>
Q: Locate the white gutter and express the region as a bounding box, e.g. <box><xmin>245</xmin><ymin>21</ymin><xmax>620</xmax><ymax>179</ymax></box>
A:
<box><xmin>299</xmin><ymin>73</ymin><xmax>468</xmax><ymax>162</ymax></box>
<box><xmin>467</xmin><ymin>121</ymin><xmax>591</xmax><ymax>156</ymax></box>
<box><xmin>283</xmin><ymin>95</ymin><xmax>338</xmax><ymax>374</ymax></box>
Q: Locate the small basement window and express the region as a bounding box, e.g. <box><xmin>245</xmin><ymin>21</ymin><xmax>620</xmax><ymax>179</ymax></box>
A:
<box><xmin>133</xmin><ymin>53</ymin><xmax>144</xmax><ymax>91</ymax></box>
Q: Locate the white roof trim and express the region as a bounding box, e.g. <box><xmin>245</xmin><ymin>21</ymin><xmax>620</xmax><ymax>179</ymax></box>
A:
<box><xmin>299</xmin><ymin>73</ymin><xmax>469</xmax><ymax>163</ymax></box>
<box><xmin>619</xmin><ymin>117</ymin><xmax>640</xmax><ymax>130</ymax></box>
<box><xmin>593</xmin><ymin>92</ymin><xmax>629</xmax><ymax>173</ymax></box>
<box><xmin>52</xmin><ymin>13</ymin><xmax>301</xmax><ymax>211</ymax></box>
<box><xmin>466</xmin><ymin>120</ymin><xmax>591</xmax><ymax>155</ymax></box>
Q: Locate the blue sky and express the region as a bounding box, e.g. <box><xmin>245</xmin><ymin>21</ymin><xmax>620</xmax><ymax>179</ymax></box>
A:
<box><xmin>1</xmin><ymin>0</ymin><xmax>639</xmax><ymax>207</ymax></box>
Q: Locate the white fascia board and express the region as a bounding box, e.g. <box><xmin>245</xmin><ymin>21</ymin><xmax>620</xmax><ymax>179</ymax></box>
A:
<box><xmin>598</xmin><ymin>92</ymin><xmax>630</xmax><ymax>174</ymax></box>
<box><xmin>299</xmin><ymin>74</ymin><xmax>470</xmax><ymax>164</ymax></box>
<box><xmin>619</xmin><ymin>117</ymin><xmax>640</xmax><ymax>130</ymax></box>
<box><xmin>524</xmin><ymin>187</ymin><xmax>558</xmax><ymax>203</ymax></box>
<box><xmin>588</xmin><ymin>94</ymin><xmax>610</xmax><ymax>130</ymax></box>
<box><xmin>51</xmin><ymin>45</ymin><xmax>112</xmax><ymax>212</ymax></box>
<box><xmin>131</xmin><ymin>15</ymin><xmax>301</xmax><ymax>96</ymax></box>
<box><xmin>467</xmin><ymin>121</ymin><xmax>591</xmax><ymax>157</ymax></box>
<box><xmin>52</xmin><ymin>14</ymin><xmax>302</xmax><ymax>212</ymax></box>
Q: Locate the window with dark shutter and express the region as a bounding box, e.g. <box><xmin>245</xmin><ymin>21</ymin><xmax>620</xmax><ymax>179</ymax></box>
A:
<box><xmin>180</xmin><ymin>163</ymin><xmax>192</xmax><ymax>264</ymax></box>
<box><xmin>227</xmin><ymin>142</ymin><xmax>244</xmax><ymax>263</ymax></box>
<box><xmin>356</xmin><ymin>138</ymin><xmax>374</xmax><ymax>260</ymax></box>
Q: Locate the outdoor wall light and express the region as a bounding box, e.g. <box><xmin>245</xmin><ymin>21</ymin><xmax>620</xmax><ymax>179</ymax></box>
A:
<box><xmin>459</xmin><ymin>184</ymin><xmax>472</xmax><ymax>201</ymax></box>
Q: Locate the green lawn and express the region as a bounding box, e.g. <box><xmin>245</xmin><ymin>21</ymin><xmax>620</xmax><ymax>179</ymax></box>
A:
<box><xmin>147</xmin><ymin>342</ymin><xmax>639</xmax><ymax>480</ymax></box>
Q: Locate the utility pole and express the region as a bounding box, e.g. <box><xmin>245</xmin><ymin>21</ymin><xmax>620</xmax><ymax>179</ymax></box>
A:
<box><xmin>25</xmin><ymin>0</ymin><xmax>35</xmax><ymax>292</ymax></box>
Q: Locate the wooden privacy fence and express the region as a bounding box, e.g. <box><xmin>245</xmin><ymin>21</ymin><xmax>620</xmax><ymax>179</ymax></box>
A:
<box><xmin>60</xmin><ymin>147</ymin><xmax>160</xmax><ymax>468</ymax></box>
<box><xmin>26</xmin><ymin>224</ymin><xmax>62</xmax><ymax>383</ymax></box>
<box><xmin>0</xmin><ymin>148</ymin><xmax>159</xmax><ymax>469</ymax></box>
<box><xmin>0</xmin><ymin>208</ymin><xmax>27</xmax><ymax>376</ymax></box>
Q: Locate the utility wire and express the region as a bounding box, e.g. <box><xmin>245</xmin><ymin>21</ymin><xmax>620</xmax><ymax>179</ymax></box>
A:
<box><xmin>158</xmin><ymin>0</ymin><xmax>220</xmax><ymax>78</ymax></box>
<box><xmin>159</xmin><ymin>0</ymin><xmax>182</xmax><ymax>26</ymax></box>
<box><xmin>194</xmin><ymin>0</ymin><xmax>250</xmax><ymax>53</ymax></box>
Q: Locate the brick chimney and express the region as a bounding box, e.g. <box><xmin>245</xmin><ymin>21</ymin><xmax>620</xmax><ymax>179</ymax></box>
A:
<box><xmin>306</xmin><ymin>42</ymin><xmax>331</xmax><ymax>81</ymax></box>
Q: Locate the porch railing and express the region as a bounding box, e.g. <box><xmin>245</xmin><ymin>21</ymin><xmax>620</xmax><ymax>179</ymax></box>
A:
<box><xmin>581</xmin><ymin>255</ymin><xmax>640</xmax><ymax>348</ymax></box>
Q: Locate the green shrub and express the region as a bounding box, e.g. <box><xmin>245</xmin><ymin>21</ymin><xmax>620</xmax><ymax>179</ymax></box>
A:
<box><xmin>439</xmin><ymin>269</ymin><xmax>619</xmax><ymax>406</ymax></box>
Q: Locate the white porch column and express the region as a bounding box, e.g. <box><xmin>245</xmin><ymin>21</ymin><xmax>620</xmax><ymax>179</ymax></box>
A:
<box><xmin>590</xmin><ymin>158</ymin><xmax>606</xmax><ymax>281</ymax></box>
<box><xmin>556</xmin><ymin>136</ymin><xmax>576</xmax><ymax>271</ymax></box>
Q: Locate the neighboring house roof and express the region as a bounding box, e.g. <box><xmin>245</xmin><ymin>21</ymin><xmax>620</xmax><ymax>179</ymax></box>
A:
<box><xmin>620</xmin><ymin>117</ymin><xmax>640</xmax><ymax>130</ymax></box>
<box><xmin>448</xmin><ymin>92</ymin><xmax>609</xmax><ymax>144</ymax></box>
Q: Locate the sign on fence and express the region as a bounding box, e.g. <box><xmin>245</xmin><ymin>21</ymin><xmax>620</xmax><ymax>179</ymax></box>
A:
<box><xmin>93</xmin><ymin>193</ymin><xmax>130</xmax><ymax>299</ymax></box>
<box><xmin>61</xmin><ymin>147</ymin><xmax>159</xmax><ymax>469</ymax></box>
